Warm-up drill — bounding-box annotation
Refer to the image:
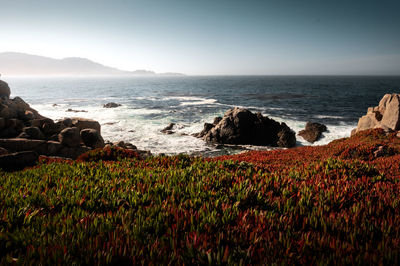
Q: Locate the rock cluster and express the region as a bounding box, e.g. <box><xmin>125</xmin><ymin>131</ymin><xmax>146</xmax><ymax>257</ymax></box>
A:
<box><xmin>353</xmin><ymin>94</ymin><xmax>400</xmax><ymax>135</ymax></box>
<box><xmin>298</xmin><ymin>122</ymin><xmax>327</xmax><ymax>143</ymax></box>
<box><xmin>0</xmin><ymin>80</ymin><xmax>148</xmax><ymax>170</ymax></box>
<box><xmin>194</xmin><ymin>107</ymin><xmax>296</xmax><ymax>148</ymax></box>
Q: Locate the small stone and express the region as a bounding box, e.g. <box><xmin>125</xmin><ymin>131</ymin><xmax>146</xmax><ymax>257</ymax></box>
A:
<box><xmin>103</xmin><ymin>102</ymin><xmax>122</xmax><ymax>108</ymax></box>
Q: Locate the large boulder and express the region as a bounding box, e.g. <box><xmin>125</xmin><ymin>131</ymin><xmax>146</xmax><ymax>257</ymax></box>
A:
<box><xmin>298</xmin><ymin>122</ymin><xmax>327</xmax><ymax>143</ymax></box>
<box><xmin>42</xmin><ymin>120</ymin><xmax>66</xmax><ymax>136</ymax></box>
<box><xmin>71</xmin><ymin>118</ymin><xmax>101</xmax><ymax>133</ymax></box>
<box><xmin>354</xmin><ymin>94</ymin><xmax>400</xmax><ymax>134</ymax></box>
<box><xmin>58</xmin><ymin>127</ymin><xmax>81</xmax><ymax>147</ymax></box>
<box><xmin>21</xmin><ymin>126</ymin><xmax>45</xmax><ymax>140</ymax></box>
<box><xmin>0</xmin><ymin>80</ymin><xmax>11</xmax><ymax>99</ymax></box>
<box><xmin>196</xmin><ymin>107</ymin><xmax>296</xmax><ymax>148</ymax></box>
<box><xmin>0</xmin><ymin>138</ymin><xmax>47</xmax><ymax>152</ymax></box>
<box><xmin>80</xmin><ymin>128</ymin><xmax>105</xmax><ymax>148</ymax></box>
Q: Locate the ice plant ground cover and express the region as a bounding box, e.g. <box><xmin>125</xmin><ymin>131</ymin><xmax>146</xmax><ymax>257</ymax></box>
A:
<box><xmin>1</xmin><ymin>129</ymin><xmax>400</xmax><ymax>264</ymax></box>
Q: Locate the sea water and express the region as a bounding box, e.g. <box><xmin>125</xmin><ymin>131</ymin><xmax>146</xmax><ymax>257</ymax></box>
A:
<box><xmin>5</xmin><ymin>76</ymin><xmax>400</xmax><ymax>155</ymax></box>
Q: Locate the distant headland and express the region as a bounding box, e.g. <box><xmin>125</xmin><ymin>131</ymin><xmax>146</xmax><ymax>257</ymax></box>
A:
<box><xmin>0</xmin><ymin>52</ymin><xmax>185</xmax><ymax>76</ymax></box>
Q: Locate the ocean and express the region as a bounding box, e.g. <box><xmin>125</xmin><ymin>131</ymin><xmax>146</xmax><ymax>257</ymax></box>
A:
<box><xmin>5</xmin><ymin>76</ymin><xmax>400</xmax><ymax>155</ymax></box>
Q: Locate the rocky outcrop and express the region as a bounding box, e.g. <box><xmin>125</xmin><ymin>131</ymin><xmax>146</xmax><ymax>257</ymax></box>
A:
<box><xmin>103</xmin><ymin>102</ymin><xmax>121</xmax><ymax>108</ymax></box>
<box><xmin>0</xmin><ymin>80</ymin><xmax>11</xmax><ymax>99</ymax></box>
<box><xmin>195</xmin><ymin>107</ymin><xmax>296</xmax><ymax>148</ymax></box>
<box><xmin>298</xmin><ymin>122</ymin><xmax>327</xmax><ymax>143</ymax></box>
<box><xmin>353</xmin><ymin>94</ymin><xmax>400</xmax><ymax>135</ymax></box>
<box><xmin>0</xmin><ymin>80</ymin><xmax>149</xmax><ymax>170</ymax></box>
<box><xmin>80</xmin><ymin>129</ymin><xmax>105</xmax><ymax>149</ymax></box>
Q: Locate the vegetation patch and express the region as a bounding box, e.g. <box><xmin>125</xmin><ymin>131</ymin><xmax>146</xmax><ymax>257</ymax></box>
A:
<box><xmin>1</xmin><ymin>129</ymin><xmax>400</xmax><ymax>264</ymax></box>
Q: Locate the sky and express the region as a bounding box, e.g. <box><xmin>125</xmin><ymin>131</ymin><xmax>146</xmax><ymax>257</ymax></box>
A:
<box><xmin>0</xmin><ymin>0</ymin><xmax>399</xmax><ymax>75</ymax></box>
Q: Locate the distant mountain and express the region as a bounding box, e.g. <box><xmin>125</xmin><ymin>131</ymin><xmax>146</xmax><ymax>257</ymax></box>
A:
<box><xmin>0</xmin><ymin>52</ymin><xmax>184</xmax><ymax>76</ymax></box>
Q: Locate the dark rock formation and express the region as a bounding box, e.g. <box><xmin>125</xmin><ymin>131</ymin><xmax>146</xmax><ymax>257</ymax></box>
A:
<box><xmin>0</xmin><ymin>151</ymin><xmax>39</xmax><ymax>171</ymax></box>
<box><xmin>161</xmin><ymin>123</ymin><xmax>175</xmax><ymax>134</ymax></box>
<box><xmin>80</xmin><ymin>129</ymin><xmax>105</xmax><ymax>149</ymax></box>
<box><xmin>103</xmin><ymin>102</ymin><xmax>122</xmax><ymax>108</ymax></box>
<box><xmin>71</xmin><ymin>118</ymin><xmax>101</xmax><ymax>133</ymax></box>
<box><xmin>21</xmin><ymin>126</ymin><xmax>46</xmax><ymax>140</ymax></box>
<box><xmin>0</xmin><ymin>80</ymin><xmax>149</xmax><ymax>169</ymax></box>
<box><xmin>66</xmin><ymin>108</ymin><xmax>88</xmax><ymax>113</ymax></box>
<box><xmin>0</xmin><ymin>80</ymin><xmax>11</xmax><ymax>99</ymax></box>
<box><xmin>298</xmin><ymin>122</ymin><xmax>327</xmax><ymax>143</ymax></box>
<box><xmin>353</xmin><ymin>94</ymin><xmax>400</xmax><ymax>135</ymax></box>
<box><xmin>195</xmin><ymin>107</ymin><xmax>296</xmax><ymax>148</ymax></box>
<box><xmin>58</xmin><ymin>127</ymin><xmax>81</xmax><ymax>147</ymax></box>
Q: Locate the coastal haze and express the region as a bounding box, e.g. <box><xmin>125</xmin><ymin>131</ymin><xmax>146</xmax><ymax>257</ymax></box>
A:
<box><xmin>0</xmin><ymin>52</ymin><xmax>183</xmax><ymax>76</ymax></box>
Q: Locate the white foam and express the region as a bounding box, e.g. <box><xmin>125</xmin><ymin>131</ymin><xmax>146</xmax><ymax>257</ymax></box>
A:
<box><xmin>31</xmin><ymin>102</ymin><xmax>356</xmax><ymax>155</ymax></box>
<box><xmin>180</xmin><ymin>98</ymin><xmax>218</xmax><ymax>106</ymax></box>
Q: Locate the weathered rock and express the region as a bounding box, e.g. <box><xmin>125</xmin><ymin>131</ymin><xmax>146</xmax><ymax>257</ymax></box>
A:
<box><xmin>60</xmin><ymin>118</ymin><xmax>73</xmax><ymax>127</ymax></box>
<box><xmin>103</xmin><ymin>102</ymin><xmax>122</xmax><ymax>108</ymax></box>
<box><xmin>298</xmin><ymin>122</ymin><xmax>327</xmax><ymax>143</ymax></box>
<box><xmin>6</xmin><ymin>118</ymin><xmax>24</xmax><ymax>131</ymax></box>
<box><xmin>197</xmin><ymin>107</ymin><xmax>296</xmax><ymax>148</ymax></box>
<box><xmin>46</xmin><ymin>141</ymin><xmax>63</xmax><ymax>156</ymax></box>
<box><xmin>0</xmin><ymin>147</ymin><xmax>8</xmax><ymax>155</ymax></box>
<box><xmin>380</xmin><ymin>94</ymin><xmax>400</xmax><ymax>130</ymax></box>
<box><xmin>0</xmin><ymin>128</ymin><xmax>18</xmax><ymax>138</ymax></box>
<box><xmin>161</xmin><ymin>123</ymin><xmax>175</xmax><ymax>134</ymax></box>
<box><xmin>213</xmin><ymin>117</ymin><xmax>222</xmax><ymax>125</ymax></box>
<box><xmin>80</xmin><ymin>129</ymin><xmax>105</xmax><ymax>149</ymax></box>
<box><xmin>0</xmin><ymin>138</ymin><xmax>47</xmax><ymax>152</ymax></box>
<box><xmin>277</xmin><ymin>126</ymin><xmax>297</xmax><ymax>148</ymax></box>
<box><xmin>66</xmin><ymin>108</ymin><xmax>88</xmax><ymax>113</ymax></box>
<box><xmin>0</xmin><ymin>80</ymin><xmax>11</xmax><ymax>99</ymax></box>
<box><xmin>193</xmin><ymin>123</ymin><xmax>214</xmax><ymax>138</ymax></box>
<box><xmin>0</xmin><ymin>118</ymin><xmax>5</xmax><ymax>130</ymax></box>
<box><xmin>71</xmin><ymin>118</ymin><xmax>101</xmax><ymax>133</ymax></box>
<box><xmin>0</xmin><ymin>104</ymin><xmax>13</xmax><ymax>118</ymax></box>
<box><xmin>58</xmin><ymin>127</ymin><xmax>81</xmax><ymax>147</ymax></box>
<box><xmin>17</xmin><ymin>132</ymin><xmax>30</xmax><ymax>139</ymax></box>
<box><xmin>125</xmin><ymin>143</ymin><xmax>137</xmax><ymax>150</ymax></box>
<box><xmin>23</xmin><ymin>110</ymin><xmax>35</xmax><ymax>120</ymax></box>
<box><xmin>0</xmin><ymin>151</ymin><xmax>39</xmax><ymax>171</ymax></box>
<box><xmin>354</xmin><ymin>94</ymin><xmax>400</xmax><ymax>134</ymax></box>
<box><xmin>22</xmin><ymin>127</ymin><xmax>45</xmax><ymax>140</ymax></box>
<box><xmin>42</xmin><ymin>120</ymin><xmax>66</xmax><ymax>136</ymax></box>
<box><xmin>115</xmin><ymin>140</ymin><xmax>125</xmax><ymax>148</ymax></box>
<box><xmin>112</xmin><ymin>140</ymin><xmax>137</xmax><ymax>150</ymax></box>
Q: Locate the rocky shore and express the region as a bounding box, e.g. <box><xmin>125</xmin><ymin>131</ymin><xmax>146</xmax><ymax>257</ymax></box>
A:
<box><xmin>0</xmin><ymin>80</ymin><xmax>150</xmax><ymax>170</ymax></box>
<box><xmin>3</xmin><ymin>77</ymin><xmax>399</xmax><ymax>171</ymax></box>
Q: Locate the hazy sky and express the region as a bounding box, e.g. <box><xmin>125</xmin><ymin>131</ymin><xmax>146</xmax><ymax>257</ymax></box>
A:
<box><xmin>0</xmin><ymin>0</ymin><xmax>399</xmax><ymax>75</ymax></box>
